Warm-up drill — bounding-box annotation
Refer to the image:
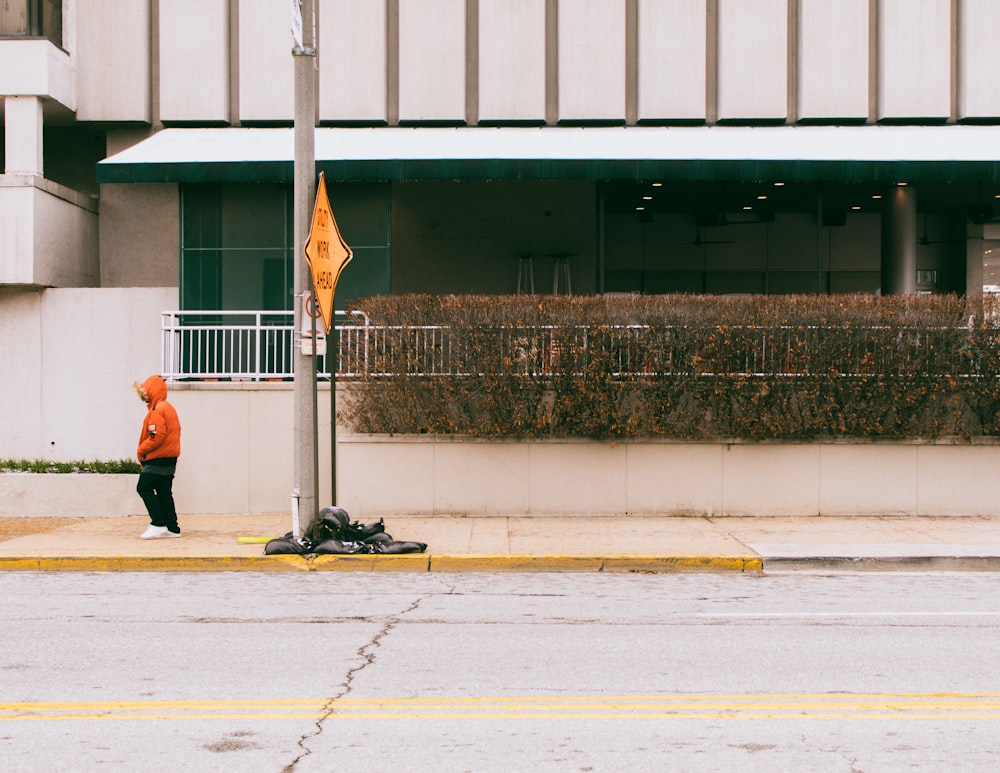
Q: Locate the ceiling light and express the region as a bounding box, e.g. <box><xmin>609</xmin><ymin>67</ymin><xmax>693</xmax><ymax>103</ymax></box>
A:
<box><xmin>742</xmin><ymin>206</ymin><xmax>753</xmax><ymax>211</ymax></box>
<box><xmin>774</xmin><ymin>182</ymin><xmax>785</xmax><ymax>186</ymax></box>
<box><xmin>651</xmin><ymin>182</ymin><xmax>663</xmax><ymax>187</ymax></box>
<box><xmin>642</xmin><ymin>195</ymin><xmax>653</xmax><ymax>200</ymax></box>
<box><xmin>635</xmin><ymin>206</ymin><xmax>645</xmax><ymax>211</ymax></box>
<box><xmin>757</xmin><ymin>195</ymin><xmax>768</xmax><ymax>200</ymax></box>
<box><xmin>897</xmin><ymin>181</ymin><xmax>909</xmax><ymax>186</ymax></box>
<box><xmin>851</xmin><ymin>206</ymin><xmax>861</xmax><ymax>210</ymax></box>
<box><xmin>872</xmin><ymin>194</ymin><xmax>882</xmax><ymax>199</ymax></box>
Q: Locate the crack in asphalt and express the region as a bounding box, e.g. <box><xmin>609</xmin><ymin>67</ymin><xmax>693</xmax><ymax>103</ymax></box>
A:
<box><xmin>281</xmin><ymin>592</ymin><xmax>433</xmax><ymax>772</ymax></box>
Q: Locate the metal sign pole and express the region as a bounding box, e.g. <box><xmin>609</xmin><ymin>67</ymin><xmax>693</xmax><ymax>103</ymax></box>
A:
<box><xmin>292</xmin><ymin>0</ymin><xmax>317</xmax><ymax>537</ymax></box>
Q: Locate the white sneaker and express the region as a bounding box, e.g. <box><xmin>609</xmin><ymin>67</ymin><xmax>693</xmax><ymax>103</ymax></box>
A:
<box><xmin>140</xmin><ymin>525</ymin><xmax>180</xmax><ymax>539</ymax></box>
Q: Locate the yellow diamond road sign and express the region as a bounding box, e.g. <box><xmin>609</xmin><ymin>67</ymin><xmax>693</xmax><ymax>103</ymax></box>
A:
<box><xmin>304</xmin><ymin>172</ymin><xmax>353</xmax><ymax>334</ymax></box>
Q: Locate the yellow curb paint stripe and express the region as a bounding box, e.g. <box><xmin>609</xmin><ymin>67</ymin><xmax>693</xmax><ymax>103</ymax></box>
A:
<box><xmin>0</xmin><ymin>554</ymin><xmax>761</xmax><ymax>573</ymax></box>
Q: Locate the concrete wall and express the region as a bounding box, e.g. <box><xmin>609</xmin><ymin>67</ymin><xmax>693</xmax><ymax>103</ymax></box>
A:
<box><xmin>75</xmin><ymin>0</ymin><xmax>150</xmax><ymax>122</ymax></box>
<box><xmin>31</xmin><ymin>0</ymin><xmax>1000</xmax><ymax>127</ymax></box>
<box><xmin>398</xmin><ymin>0</ymin><xmax>466</xmax><ymax>122</ymax></box>
<box><xmin>0</xmin><ymin>286</ymin><xmax>173</xmax><ymax>461</ymax></box>
<box><xmin>6</xmin><ymin>418</ymin><xmax>1000</xmax><ymax>520</ymax></box>
<box><xmin>98</xmin><ymin>183</ymin><xmax>179</xmax><ymax>288</ymax></box>
<box><xmin>159</xmin><ymin>0</ymin><xmax>229</xmax><ymax>123</ymax></box>
<box><xmin>0</xmin><ymin>178</ymin><xmax>98</xmax><ymax>287</ymax></box>
<box><xmin>336</xmin><ymin>436</ymin><xmax>1000</xmax><ymax>519</ymax></box>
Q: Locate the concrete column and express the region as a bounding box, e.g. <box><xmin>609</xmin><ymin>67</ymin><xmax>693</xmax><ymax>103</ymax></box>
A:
<box><xmin>3</xmin><ymin>96</ymin><xmax>44</xmax><ymax>176</ymax></box>
<box><xmin>881</xmin><ymin>184</ymin><xmax>917</xmax><ymax>295</ymax></box>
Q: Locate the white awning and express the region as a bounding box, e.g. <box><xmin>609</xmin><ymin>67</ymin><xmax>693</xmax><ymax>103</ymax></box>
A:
<box><xmin>97</xmin><ymin>124</ymin><xmax>1000</xmax><ymax>183</ymax></box>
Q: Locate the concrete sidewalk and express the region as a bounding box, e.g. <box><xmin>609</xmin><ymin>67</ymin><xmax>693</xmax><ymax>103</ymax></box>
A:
<box><xmin>3</xmin><ymin>513</ymin><xmax>1000</xmax><ymax>572</ymax></box>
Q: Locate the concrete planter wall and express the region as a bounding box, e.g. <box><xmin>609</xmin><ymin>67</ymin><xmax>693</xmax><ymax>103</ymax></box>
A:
<box><xmin>0</xmin><ymin>473</ymin><xmax>141</xmax><ymax>518</ymax></box>
<box><xmin>337</xmin><ymin>436</ymin><xmax>1000</xmax><ymax>519</ymax></box>
<box><xmin>5</xmin><ymin>436</ymin><xmax>1000</xmax><ymax>520</ymax></box>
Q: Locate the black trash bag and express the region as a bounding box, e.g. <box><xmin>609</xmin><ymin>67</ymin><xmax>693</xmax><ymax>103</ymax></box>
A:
<box><xmin>363</xmin><ymin>532</ymin><xmax>393</xmax><ymax>545</ymax></box>
<box><xmin>264</xmin><ymin>532</ymin><xmax>313</xmax><ymax>555</ymax></box>
<box><xmin>369</xmin><ymin>540</ymin><xmax>428</xmax><ymax>554</ymax></box>
<box><xmin>312</xmin><ymin>538</ymin><xmax>371</xmax><ymax>555</ymax></box>
<box><xmin>341</xmin><ymin>518</ymin><xmax>388</xmax><ymax>543</ymax></box>
<box><xmin>318</xmin><ymin>505</ymin><xmax>351</xmax><ymax>531</ymax></box>
<box><xmin>309</xmin><ymin>506</ymin><xmax>352</xmax><ymax>543</ymax></box>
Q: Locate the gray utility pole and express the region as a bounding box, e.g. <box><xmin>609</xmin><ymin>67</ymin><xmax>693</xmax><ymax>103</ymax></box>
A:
<box><xmin>292</xmin><ymin>0</ymin><xmax>318</xmax><ymax>537</ymax></box>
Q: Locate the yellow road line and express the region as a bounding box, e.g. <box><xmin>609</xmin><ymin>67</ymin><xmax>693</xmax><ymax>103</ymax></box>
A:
<box><xmin>4</xmin><ymin>694</ymin><xmax>1000</xmax><ymax>721</ymax></box>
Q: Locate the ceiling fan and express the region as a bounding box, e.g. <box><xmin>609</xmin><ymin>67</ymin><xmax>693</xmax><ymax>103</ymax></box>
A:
<box><xmin>917</xmin><ymin>213</ymin><xmax>963</xmax><ymax>246</ymax></box>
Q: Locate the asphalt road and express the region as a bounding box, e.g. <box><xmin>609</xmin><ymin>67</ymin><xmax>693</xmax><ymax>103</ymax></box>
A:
<box><xmin>2</xmin><ymin>571</ymin><xmax>999</xmax><ymax>772</ymax></box>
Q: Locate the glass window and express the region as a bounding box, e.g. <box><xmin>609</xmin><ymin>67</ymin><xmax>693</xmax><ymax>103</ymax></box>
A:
<box><xmin>180</xmin><ymin>182</ymin><xmax>390</xmax><ymax>312</ymax></box>
<box><xmin>0</xmin><ymin>0</ymin><xmax>62</xmax><ymax>45</ymax></box>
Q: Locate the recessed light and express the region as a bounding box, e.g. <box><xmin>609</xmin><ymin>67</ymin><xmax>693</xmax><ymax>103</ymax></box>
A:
<box><xmin>897</xmin><ymin>181</ymin><xmax>909</xmax><ymax>186</ymax></box>
<box><xmin>851</xmin><ymin>206</ymin><xmax>861</xmax><ymax>210</ymax></box>
<box><xmin>742</xmin><ymin>206</ymin><xmax>753</xmax><ymax>211</ymax></box>
<box><xmin>774</xmin><ymin>182</ymin><xmax>785</xmax><ymax>187</ymax></box>
<box><xmin>635</xmin><ymin>206</ymin><xmax>645</xmax><ymax>211</ymax></box>
<box><xmin>872</xmin><ymin>194</ymin><xmax>882</xmax><ymax>199</ymax></box>
<box><xmin>757</xmin><ymin>195</ymin><xmax>768</xmax><ymax>200</ymax></box>
<box><xmin>642</xmin><ymin>195</ymin><xmax>653</xmax><ymax>200</ymax></box>
<box><xmin>651</xmin><ymin>182</ymin><xmax>663</xmax><ymax>187</ymax></box>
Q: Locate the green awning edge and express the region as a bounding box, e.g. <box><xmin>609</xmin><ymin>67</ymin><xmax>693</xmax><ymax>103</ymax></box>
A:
<box><xmin>95</xmin><ymin>158</ymin><xmax>1000</xmax><ymax>185</ymax></box>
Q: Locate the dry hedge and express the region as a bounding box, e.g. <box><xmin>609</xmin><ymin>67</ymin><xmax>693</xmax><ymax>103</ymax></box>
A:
<box><xmin>342</xmin><ymin>293</ymin><xmax>1000</xmax><ymax>440</ymax></box>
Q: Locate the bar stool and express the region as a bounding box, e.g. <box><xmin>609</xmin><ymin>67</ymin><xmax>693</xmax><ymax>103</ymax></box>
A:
<box><xmin>551</xmin><ymin>253</ymin><xmax>573</xmax><ymax>295</ymax></box>
<box><xmin>516</xmin><ymin>254</ymin><xmax>535</xmax><ymax>294</ymax></box>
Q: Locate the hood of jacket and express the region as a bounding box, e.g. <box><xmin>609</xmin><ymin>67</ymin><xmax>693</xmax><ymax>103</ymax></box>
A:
<box><xmin>139</xmin><ymin>375</ymin><xmax>168</xmax><ymax>408</ymax></box>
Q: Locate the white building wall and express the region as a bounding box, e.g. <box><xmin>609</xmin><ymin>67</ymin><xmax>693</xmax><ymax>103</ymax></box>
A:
<box><xmin>637</xmin><ymin>0</ymin><xmax>706</xmax><ymax>121</ymax></box>
<box><xmin>398</xmin><ymin>0</ymin><xmax>466</xmax><ymax>122</ymax></box>
<box><xmin>797</xmin><ymin>0</ymin><xmax>868</xmax><ymax>120</ymax></box>
<box><xmin>478</xmin><ymin>0</ymin><xmax>546</xmax><ymax>122</ymax></box>
<box><xmin>319</xmin><ymin>0</ymin><xmax>387</xmax><ymax>122</ymax></box>
<box><xmin>717</xmin><ymin>0</ymin><xmax>787</xmax><ymax>120</ymax></box>
<box><xmin>959</xmin><ymin>0</ymin><xmax>1000</xmax><ymax>119</ymax></box>
<box><xmin>878</xmin><ymin>0</ymin><xmax>950</xmax><ymax>120</ymax></box>
<box><xmin>238</xmin><ymin>0</ymin><xmax>294</xmax><ymax>122</ymax></box>
<box><xmin>75</xmin><ymin>0</ymin><xmax>150</xmax><ymax>122</ymax></box>
<box><xmin>159</xmin><ymin>0</ymin><xmax>230</xmax><ymax>123</ymax></box>
<box><xmin>558</xmin><ymin>0</ymin><xmax>626</xmax><ymax>121</ymax></box>
<box><xmin>0</xmin><ymin>288</ymin><xmax>172</xmax><ymax>461</ymax></box>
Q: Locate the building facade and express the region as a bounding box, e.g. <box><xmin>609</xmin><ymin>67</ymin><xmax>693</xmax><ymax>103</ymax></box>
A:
<box><xmin>4</xmin><ymin>0</ymin><xmax>1000</xmax><ymax>512</ymax></box>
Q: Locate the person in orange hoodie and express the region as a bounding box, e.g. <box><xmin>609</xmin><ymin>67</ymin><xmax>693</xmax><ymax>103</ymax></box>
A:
<box><xmin>134</xmin><ymin>375</ymin><xmax>182</xmax><ymax>539</ymax></box>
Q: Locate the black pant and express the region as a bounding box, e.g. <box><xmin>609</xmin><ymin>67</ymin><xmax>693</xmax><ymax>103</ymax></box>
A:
<box><xmin>137</xmin><ymin>471</ymin><xmax>179</xmax><ymax>532</ymax></box>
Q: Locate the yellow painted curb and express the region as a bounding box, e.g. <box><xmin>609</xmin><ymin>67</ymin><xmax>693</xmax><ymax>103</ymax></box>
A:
<box><xmin>311</xmin><ymin>554</ymin><xmax>430</xmax><ymax>572</ymax></box>
<box><xmin>431</xmin><ymin>555</ymin><xmax>603</xmax><ymax>572</ymax></box>
<box><xmin>602</xmin><ymin>555</ymin><xmax>763</xmax><ymax>573</ymax></box>
<box><xmin>0</xmin><ymin>553</ymin><xmax>761</xmax><ymax>573</ymax></box>
<box><xmin>0</xmin><ymin>555</ymin><xmax>310</xmax><ymax>572</ymax></box>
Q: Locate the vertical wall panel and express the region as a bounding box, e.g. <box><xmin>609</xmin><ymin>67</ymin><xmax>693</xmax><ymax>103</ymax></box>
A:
<box><xmin>959</xmin><ymin>0</ymin><xmax>1000</xmax><ymax>119</ymax></box>
<box><xmin>558</xmin><ymin>0</ymin><xmax>626</xmax><ymax>121</ymax></box>
<box><xmin>637</xmin><ymin>0</ymin><xmax>706</xmax><ymax>121</ymax></box>
<box><xmin>320</xmin><ymin>0</ymin><xmax>387</xmax><ymax>122</ymax></box>
<box><xmin>398</xmin><ymin>0</ymin><xmax>466</xmax><ymax>122</ymax></box>
<box><xmin>75</xmin><ymin>0</ymin><xmax>150</xmax><ymax>122</ymax></box>
<box><xmin>478</xmin><ymin>0</ymin><xmax>546</xmax><ymax>121</ymax></box>
<box><xmin>717</xmin><ymin>0</ymin><xmax>787</xmax><ymax>120</ymax></box>
<box><xmin>798</xmin><ymin>0</ymin><xmax>868</xmax><ymax>120</ymax></box>
<box><xmin>238</xmin><ymin>0</ymin><xmax>294</xmax><ymax>122</ymax></box>
<box><xmin>159</xmin><ymin>0</ymin><xmax>229</xmax><ymax>122</ymax></box>
<box><xmin>878</xmin><ymin>0</ymin><xmax>950</xmax><ymax>119</ymax></box>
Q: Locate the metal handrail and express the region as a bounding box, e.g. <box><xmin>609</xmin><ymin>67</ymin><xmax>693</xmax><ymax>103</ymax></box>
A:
<box><xmin>162</xmin><ymin>313</ymin><xmax>985</xmax><ymax>382</ymax></box>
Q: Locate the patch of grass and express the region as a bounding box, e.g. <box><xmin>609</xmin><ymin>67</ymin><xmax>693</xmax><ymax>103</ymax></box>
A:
<box><xmin>0</xmin><ymin>458</ymin><xmax>141</xmax><ymax>474</ymax></box>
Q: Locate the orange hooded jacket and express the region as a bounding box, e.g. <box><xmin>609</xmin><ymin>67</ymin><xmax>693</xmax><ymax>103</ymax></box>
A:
<box><xmin>136</xmin><ymin>375</ymin><xmax>181</xmax><ymax>464</ymax></box>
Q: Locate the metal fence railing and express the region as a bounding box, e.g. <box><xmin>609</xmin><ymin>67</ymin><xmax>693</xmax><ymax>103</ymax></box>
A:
<box><xmin>160</xmin><ymin>310</ymin><xmax>369</xmax><ymax>381</ymax></box>
<box><xmin>162</xmin><ymin>312</ymin><xmax>983</xmax><ymax>382</ymax></box>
